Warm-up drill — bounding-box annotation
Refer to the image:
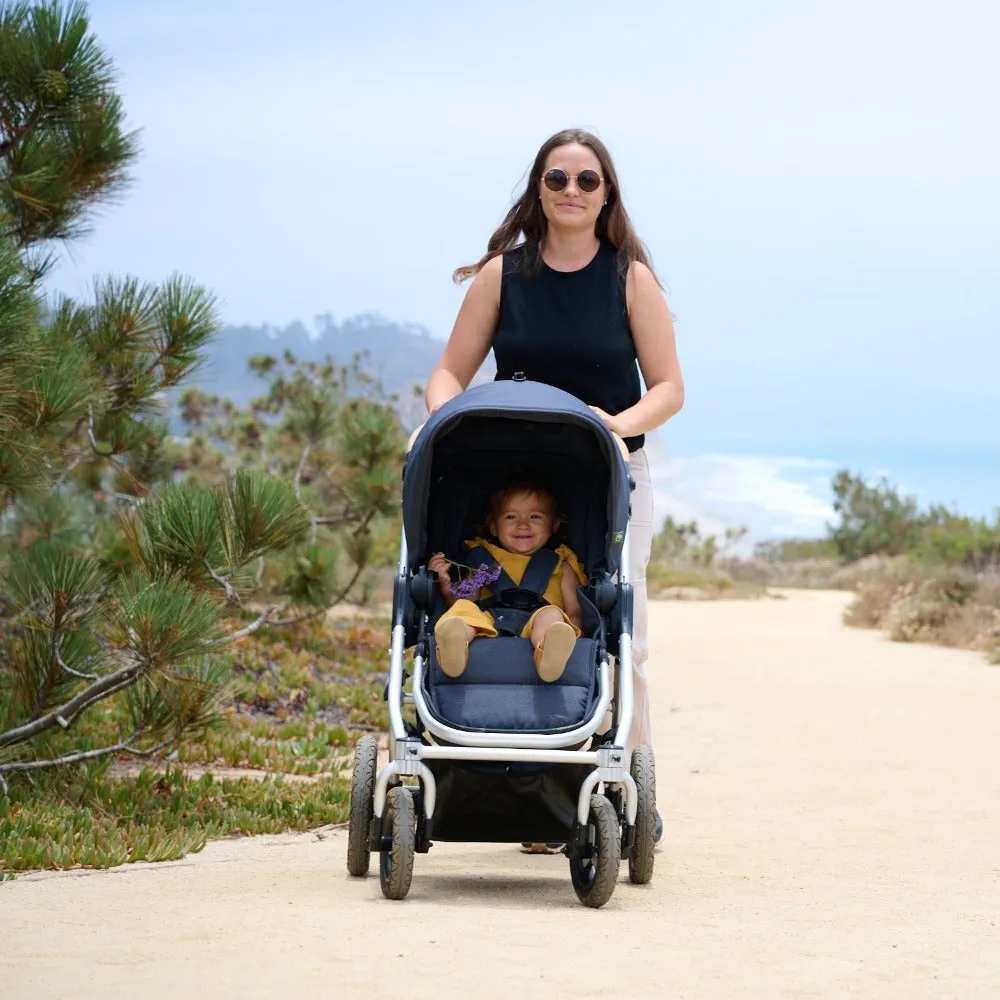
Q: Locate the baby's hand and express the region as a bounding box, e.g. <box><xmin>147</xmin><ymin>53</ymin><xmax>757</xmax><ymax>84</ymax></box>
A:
<box><xmin>428</xmin><ymin>552</ymin><xmax>451</xmax><ymax>585</ymax></box>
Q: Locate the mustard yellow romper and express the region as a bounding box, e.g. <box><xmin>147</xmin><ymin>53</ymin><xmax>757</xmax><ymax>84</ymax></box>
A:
<box><xmin>440</xmin><ymin>538</ymin><xmax>588</xmax><ymax>638</ymax></box>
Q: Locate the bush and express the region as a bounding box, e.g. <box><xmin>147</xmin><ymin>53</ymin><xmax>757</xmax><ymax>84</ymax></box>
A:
<box><xmin>829</xmin><ymin>470</ymin><xmax>924</xmax><ymax>562</ymax></box>
<box><xmin>646</xmin><ymin>518</ymin><xmax>766</xmax><ymax>599</ymax></box>
<box><xmin>828</xmin><ymin>471</ymin><xmax>1000</xmax><ymax>572</ymax></box>
<box><xmin>911</xmin><ymin>506</ymin><xmax>1000</xmax><ymax>571</ymax></box>
<box><xmin>844</xmin><ymin>564</ymin><xmax>1000</xmax><ymax>660</ymax></box>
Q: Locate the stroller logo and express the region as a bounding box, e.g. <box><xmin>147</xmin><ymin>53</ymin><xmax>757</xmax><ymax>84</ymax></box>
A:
<box><xmin>613</xmin><ymin>532</ymin><xmax>624</xmax><ymax>544</ymax></box>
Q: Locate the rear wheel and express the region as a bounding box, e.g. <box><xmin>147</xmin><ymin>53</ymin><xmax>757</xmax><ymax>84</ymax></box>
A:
<box><xmin>379</xmin><ymin>785</ymin><xmax>416</xmax><ymax>900</ymax></box>
<box><xmin>346</xmin><ymin>735</ymin><xmax>378</xmax><ymax>877</ymax></box>
<box><xmin>628</xmin><ymin>745</ymin><xmax>656</xmax><ymax>884</ymax></box>
<box><xmin>569</xmin><ymin>794</ymin><xmax>621</xmax><ymax>908</ymax></box>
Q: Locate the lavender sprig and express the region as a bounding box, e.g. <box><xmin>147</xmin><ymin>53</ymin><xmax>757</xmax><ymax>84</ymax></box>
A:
<box><xmin>450</xmin><ymin>562</ymin><xmax>502</xmax><ymax>599</ymax></box>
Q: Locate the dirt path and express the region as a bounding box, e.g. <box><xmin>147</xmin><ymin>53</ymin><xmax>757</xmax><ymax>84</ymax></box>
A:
<box><xmin>3</xmin><ymin>591</ymin><xmax>998</xmax><ymax>999</ymax></box>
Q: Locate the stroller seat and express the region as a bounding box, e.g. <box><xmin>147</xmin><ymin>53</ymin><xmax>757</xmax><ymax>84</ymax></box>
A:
<box><xmin>425</xmin><ymin>636</ymin><xmax>601</xmax><ymax>734</ymax></box>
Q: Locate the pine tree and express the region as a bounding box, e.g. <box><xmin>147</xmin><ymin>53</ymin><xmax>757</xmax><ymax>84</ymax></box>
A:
<box><xmin>0</xmin><ymin>2</ymin><xmax>313</xmax><ymax>789</ymax></box>
<box><xmin>0</xmin><ymin>0</ymin><xmax>137</xmax><ymax>276</ymax></box>
<box><xmin>177</xmin><ymin>352</ymin><xmax>406</xmax><ymax>617</ymax></box>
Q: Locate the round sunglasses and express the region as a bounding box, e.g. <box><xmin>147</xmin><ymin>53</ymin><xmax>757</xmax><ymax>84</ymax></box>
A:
<box><xmin>542</xmin><ymin>167</ymin><xmax>604</xmax><ymax>194</ymax></box>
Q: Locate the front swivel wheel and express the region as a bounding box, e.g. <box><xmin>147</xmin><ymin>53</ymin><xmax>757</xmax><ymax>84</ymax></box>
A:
<box><xmin>569</xmin><ymin>794</ymin><xmax>621</xmax><ymax>908</ymax></box>
<box><xmin>379</xmin><ymin>785</ymin><xmax>416</xmax><ymax>900</ymax></box>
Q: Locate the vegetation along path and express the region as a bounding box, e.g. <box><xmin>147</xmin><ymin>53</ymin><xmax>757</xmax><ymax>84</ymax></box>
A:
<box><xmin>2</xmin><ymin>591</ymin><xmax>998</xmax><ymax>999</ymax></box>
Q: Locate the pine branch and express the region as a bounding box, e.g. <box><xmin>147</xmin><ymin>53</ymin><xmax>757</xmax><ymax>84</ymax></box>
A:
<box><xmin>53</xmin><ymin>637</ymin><xmax>98</xmax><ymax>681</ymax></box>
<box><xmin>85</xmin><ymin>406</ymin><xmax>112</xmax><ymax>457</ymax></box>
<box><xmin>327</xmin><ymin>559</ymin><xmax>366</xmax><ymax>609</ymax></box>
<box><xmin>0</xmin><ymin>103</ymin><xmax>43</xmax><ymax>158</ymax></box>
<box><xmin>52</xmin><ymin>449</ymin><xmax>86</xmax><ymax>487</ymax></box>
<box><xmin>85</xmin><ymin>407</ymin><xmax>146</xmax><ymax>494</ymax></box>
<box><xmin>203</xmin><ymin>560</ymin><xmax>238</xmax><ymax>603</ymax></box>
<box><xmin>313</xmin><ymin>515</ymin><xmax>354</xmax><ymax>528</ymax></box>
<box><xmin>58</xmin><ymin>413</ymin><xmax>89</xmax><ymax>448</ymax></box>
<box><xmin>267</xmin><ymin>560</ymin><xmax>366</xmax><ymax>628</ymax></box>
<box><xmin>200</xmin><ymin>606</ymin><xmax>277</xmax><ymax>646</ymax></box>
<box><xmin>0</xmin><ymin>732</ymin><xmax>177</xmax><ymax>787</ymax></box>
<box><xmin>267</xmin><ymin>605</ymin><xmax>330</xmax><ymax>627</ymax></box>
<box><xmin>293</xmin><ymin>443</ymin><xmax>311</xmax><ymax>500</ymax></box>
<box><xmin>0</xmin><ymin>660</ymin><xmax>142</xmax><ymax>749</ymax></box>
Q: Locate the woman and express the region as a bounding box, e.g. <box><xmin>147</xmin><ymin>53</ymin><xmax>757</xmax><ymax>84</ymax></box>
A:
<box><xmin>425</xmin><ymin>128</ymin><xmax>685</xmax><ymax>841</ymax></box>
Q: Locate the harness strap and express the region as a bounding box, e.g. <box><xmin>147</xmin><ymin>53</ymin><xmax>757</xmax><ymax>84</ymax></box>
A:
<box><xmin>465</xmin><ymin>546</ymin><xmax>518</xmax><ymax>597</ymax></box>
<box><xmin>518</xmin><ymin>547</ymin><xmax>561</xmax><ymax>598</ymax></box>
<box><xmin>466</xmin><ymin>545</ymin><xmax>560</xmax><ymax>608</ymax></box>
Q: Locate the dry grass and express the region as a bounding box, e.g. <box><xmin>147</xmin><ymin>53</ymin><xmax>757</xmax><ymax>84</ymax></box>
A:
<box><xmin>723</xmin><ymin>557</ymin><xmax>844</xmax><ymax>590</ymax></box>
<box><xmin>723</xmin><ymin>553</ymin><xmax>904</xmax><ymax>592</ymax></box>
<box><xmin>645</xmin><ymin>552</ymin><xmax>890</xmax><ymax>602</ymax></box>
<box><xmin>844</xmin><ymin>563</ymin><xmax>1000</xmax><ymax>662</ymax></box>
<box><xmin>646</xmin><ymin>562</ymin><xmax>768</xmax><ymax>600</ymax></box>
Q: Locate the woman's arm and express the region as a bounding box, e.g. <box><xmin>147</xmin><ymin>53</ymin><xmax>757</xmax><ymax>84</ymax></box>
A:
<box><xmin>592</xmin><ymin>261</ymin><xmax>685</xmax><ymax>438</ymax></box>
<box><xmin>424</xmin><ymin>255</ymin><xmax>503</xmax><ymax>415</ymax></box>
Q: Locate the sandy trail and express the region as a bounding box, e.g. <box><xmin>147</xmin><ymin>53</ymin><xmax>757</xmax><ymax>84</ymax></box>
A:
<box><xmin>2</xmin><ymin>590</ymin><xmax>998</xmax><ymax>999</ymax></box>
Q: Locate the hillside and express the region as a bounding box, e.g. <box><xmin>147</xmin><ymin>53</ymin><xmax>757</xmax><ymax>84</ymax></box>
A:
<box><xmin>190</xmin><ymin>313</ymin><xmax>493</xmax><ymax>419</ymax></box>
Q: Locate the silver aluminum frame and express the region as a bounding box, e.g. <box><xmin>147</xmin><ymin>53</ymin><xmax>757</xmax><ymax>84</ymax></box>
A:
<box><xmin>372</xmin><ymin>527</ymin><xmax>638</xmax><ymax>831</ymax></box>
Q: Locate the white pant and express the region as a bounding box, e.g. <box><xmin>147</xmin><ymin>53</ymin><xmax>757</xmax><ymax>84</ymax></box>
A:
<box><xmin>625</xmin><ymin>447</ymin><xmax>654</xmax><ymax>757</ymax></box>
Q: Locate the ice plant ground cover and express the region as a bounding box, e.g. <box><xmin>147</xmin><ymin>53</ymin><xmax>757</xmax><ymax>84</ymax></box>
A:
<box><xmin>0</xmin><ymin>615</ymin><xmax>397</xmax><ymax>878</ymax></box>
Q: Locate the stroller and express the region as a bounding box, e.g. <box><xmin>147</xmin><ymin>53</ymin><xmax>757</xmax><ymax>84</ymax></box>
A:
<box><xmin>345</xmin><ymin>379</ymin><xmax>657</xmax><ymax>908</ymax></box>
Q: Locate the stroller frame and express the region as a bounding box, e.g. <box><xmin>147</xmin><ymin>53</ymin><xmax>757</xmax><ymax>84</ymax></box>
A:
<box><xmin>374</xmin><ymin>527</ymin><xmax>639</xmax><ymax>831</ymax></box>
<box><xmin>346</xmin><ymin>381</ymin><xmax>657</xmax><ymax>907</ymax></box>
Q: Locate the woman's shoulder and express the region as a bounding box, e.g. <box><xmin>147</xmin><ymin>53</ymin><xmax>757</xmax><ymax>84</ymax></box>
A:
<box><xmin>623</xmin><ymin>256</ymin><xmax>662</xmax><ymax>316</ymax></box>
<box><xmin>467</xmin><ymin>253</ymin><xmax>504</xmax><ymax>289</ymax></box>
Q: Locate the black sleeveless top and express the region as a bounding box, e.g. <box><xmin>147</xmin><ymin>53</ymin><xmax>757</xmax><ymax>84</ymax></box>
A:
<box><xmin>492</xmin><ymin>239</ymin><xmax>644</xmax><ymax>452</ymax></box>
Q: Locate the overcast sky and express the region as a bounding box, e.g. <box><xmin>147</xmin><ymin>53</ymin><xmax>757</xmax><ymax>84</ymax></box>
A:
<box><xmin>47</xmin><ymin>0</ymin><xmax>1000</xmax><ymax>541</ymax></box>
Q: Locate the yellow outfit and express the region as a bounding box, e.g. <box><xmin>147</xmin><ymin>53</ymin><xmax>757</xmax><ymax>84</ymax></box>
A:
<box><xmin>440</xmin><ymin>538</ymin><xmax>588</xmax><ymax>638</ymax></box>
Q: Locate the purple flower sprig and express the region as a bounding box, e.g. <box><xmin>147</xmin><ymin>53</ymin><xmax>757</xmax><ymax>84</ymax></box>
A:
<box><xmin>449</xmin><ymin>561</ymin><xmax>502</xmax><ymax>599</ymax></box>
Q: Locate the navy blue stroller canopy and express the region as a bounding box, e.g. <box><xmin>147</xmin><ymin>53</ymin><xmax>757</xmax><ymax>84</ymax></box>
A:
<box><xmin>402</xmin><ymin>380</ymin><xmax>632</xmax><ymax>578</ymax></box>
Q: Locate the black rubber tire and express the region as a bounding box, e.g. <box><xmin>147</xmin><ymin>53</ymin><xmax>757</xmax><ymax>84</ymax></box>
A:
<box><xmin>346</xmin><ymin>735</ymin><xmax>378</xmax><ymax>877</ymax></box>
<box><xmin>570</xmin><ymin>794</ymin><xmax>621</xmax><ymax>909</ymax></box>
<box><xmin>379</xmin><ymin>785</ymin><xmax>416</xmax><ymax>901</ymax></box>
<box><xmin>628</xmin><ymin>745</ymin><xmax>656</xmax><ymax>884</ymax></box>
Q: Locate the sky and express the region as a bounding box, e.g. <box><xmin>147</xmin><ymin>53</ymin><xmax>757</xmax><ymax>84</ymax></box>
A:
<box><xmin>47</xmin><ymin>0</ymin><xmax>1000</xmax><ymax>545</ymax></box>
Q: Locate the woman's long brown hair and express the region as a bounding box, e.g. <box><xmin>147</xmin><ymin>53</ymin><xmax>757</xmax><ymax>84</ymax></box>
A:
<box><xmin>453</xmin><ymin>128</ymin><xmax>661</xmax><ymax>288</ymax></box>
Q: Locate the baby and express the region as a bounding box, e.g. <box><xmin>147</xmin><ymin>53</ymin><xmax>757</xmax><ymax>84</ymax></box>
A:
<box><xmin>429</xmin><ymin>483</ymin><xmax>586</xmax><ymax>683</ymax></box>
